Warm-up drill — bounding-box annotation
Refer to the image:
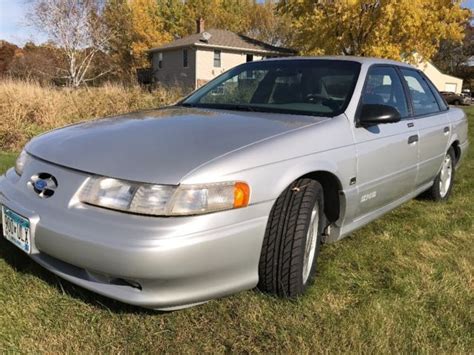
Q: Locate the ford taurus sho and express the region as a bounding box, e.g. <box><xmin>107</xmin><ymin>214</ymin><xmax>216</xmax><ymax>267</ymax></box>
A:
<box><xmin>0</xmin><ymin>57</ymin><xmax>468</xmax><ymax>310</ymax></box>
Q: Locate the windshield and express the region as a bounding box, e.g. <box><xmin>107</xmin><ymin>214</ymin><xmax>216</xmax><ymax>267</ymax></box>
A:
<box><xmin>181</xmin><ymin>59</ymin><xmax>361</xmax><ymax>117</ymax></box>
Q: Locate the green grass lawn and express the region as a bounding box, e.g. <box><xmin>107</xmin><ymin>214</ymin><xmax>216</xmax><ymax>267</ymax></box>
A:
<box><xmin>0</xmin><ymin>152</ymin><xmax>16</xmax><ymax>174</ymax></box>
<box><xmin>0</xmin><ymin>110</ymin><xmax>472</xmax><ymax>353</ymax></box>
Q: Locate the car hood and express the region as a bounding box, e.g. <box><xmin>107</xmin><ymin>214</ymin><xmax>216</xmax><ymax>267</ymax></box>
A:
<box><xmin>26</xmin><ymin>107</ymin><xmax>325</xmax><ymax>184</ymax></box>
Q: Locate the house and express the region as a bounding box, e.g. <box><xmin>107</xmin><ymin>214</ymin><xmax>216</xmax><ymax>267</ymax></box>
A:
<box><xmin>414</xmin><ymin>59</ymin><xmax>463</xmax><ymax>94</ymax></box>
<box><xmin>148</xmin><ymin>20</ymin><xmax>294</xmax><ymax>90</ymax></box>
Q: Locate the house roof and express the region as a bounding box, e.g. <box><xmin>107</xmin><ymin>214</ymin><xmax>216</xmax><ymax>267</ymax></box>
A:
<box><xmin>149</xmin><ymin>29</ymin><xmax>294</xmax><ymax>55</ymax></box>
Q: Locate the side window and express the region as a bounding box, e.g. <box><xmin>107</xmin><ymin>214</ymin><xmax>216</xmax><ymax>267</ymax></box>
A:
<box><xmin>361</xmin><ymin>66</ymin><xmax>409</xmax><ymax>118</ymax></box>
<box><xmin>420</xmin><ymin>72</ymin><xmax>449</xmax><ymax>111</ymax></box>
<box><xmin>400</xmin><ymin>69</ymin><xmax>440</xmax><ymax>116</ymax></box>
<box><xmin>182</xmin><ymin>49</ymin><xmax>188</xmax><ymax>68</ymax></box>
<box><xmin>157</xmin><ymin>53</ymin><xmax>163</xmax><ymax>69</ymax></box>
<box><xmin>214</xmin><ymin>50</ymin><xmax>221</xmax><ymax>68</ymax></box>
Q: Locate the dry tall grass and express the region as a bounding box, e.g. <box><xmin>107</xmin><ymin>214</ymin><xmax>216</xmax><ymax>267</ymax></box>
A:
<box><xmin>0</xmin><ymin>79</ymin><xmax>184</xmax><ymax>151</ymax></box>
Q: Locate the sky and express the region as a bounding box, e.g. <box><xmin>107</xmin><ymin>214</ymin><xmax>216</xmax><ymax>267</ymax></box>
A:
<box><xmin>0</xmin><ymin>0</ymin><xmax>44</xmax><ymax>45</ymax></box>
<box><xmin>1</xmin><ymin>0</ymin><xmax>473</xmax><ymax>46</ymax></box>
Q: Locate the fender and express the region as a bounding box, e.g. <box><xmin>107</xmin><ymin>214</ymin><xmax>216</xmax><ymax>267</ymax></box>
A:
<box><xmin>183</xmin><ymin>143</ymin><xmax>357</xmax><ymax>204</ymax></box>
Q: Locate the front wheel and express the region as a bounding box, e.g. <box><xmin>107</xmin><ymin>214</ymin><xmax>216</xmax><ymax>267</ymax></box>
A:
<box><xmin>257</xmin><ymin>178</ymin><xmax>326</xmax><ymax>298</ymax></box>
<box><xmin>426</xmin><ymin>148</ymin><xmax>456</xmax><ymax>201</ymax></box>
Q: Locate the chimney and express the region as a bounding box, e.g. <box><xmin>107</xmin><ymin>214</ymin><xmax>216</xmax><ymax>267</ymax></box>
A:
<box><xmin>196</xmin><ymin>18</ymin><xmax>205</xmax><ymax>34</ymax></box>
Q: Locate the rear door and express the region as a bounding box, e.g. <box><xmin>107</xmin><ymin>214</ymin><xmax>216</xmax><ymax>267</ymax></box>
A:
<box><xmin>353</xmin><ymin>65</ymin><xmax>418</xmax><ymax>218</ymax></box>
<box><xmin>399</xmin><ymin>68</ymin><xmax>450</xmax><ymax>188</ymax></box>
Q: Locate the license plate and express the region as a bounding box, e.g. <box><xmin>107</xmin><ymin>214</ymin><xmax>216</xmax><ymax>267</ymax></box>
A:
<box><xmin>1</xmin><ymin>206</ymin><xmax>31</xmax><ymax>254</ymax></box>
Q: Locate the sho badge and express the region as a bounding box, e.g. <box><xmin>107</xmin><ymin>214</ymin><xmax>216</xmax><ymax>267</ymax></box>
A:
<box><xmin>361</xmin><ymin>191</ymin><xmax>377</xmax><ymax>203</ymax></box>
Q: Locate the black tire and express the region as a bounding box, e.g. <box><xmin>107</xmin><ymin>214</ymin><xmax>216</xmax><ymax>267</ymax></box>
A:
<box><xmin>257</xmin><ymin>178</ymin><xmax>326</xmax><ymax>298</ymax></box>
<box><xmin>453</xmin><ymin>100</ymin><xmax>461</xmax><ymax>106</ymax></box>
<box><xmin>425</xmin><ymin>147</ymin><xmax>456</xmax><ymax>201</ymax></box>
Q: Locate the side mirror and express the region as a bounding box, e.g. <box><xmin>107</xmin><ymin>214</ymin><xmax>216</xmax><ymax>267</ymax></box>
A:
<box><xmin>358</xmin><ymin>104</ymin><xmax>401</xmax><ymax>127</ymax></box>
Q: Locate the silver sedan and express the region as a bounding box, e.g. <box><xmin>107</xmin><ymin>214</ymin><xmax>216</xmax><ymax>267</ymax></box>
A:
<box><xmin>0</xmin><ymin>57</ymin><xmax>468</xmax><ymax>310</ymax></box>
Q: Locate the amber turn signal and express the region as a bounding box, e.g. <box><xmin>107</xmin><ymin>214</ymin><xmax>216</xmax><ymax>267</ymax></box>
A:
<box><xmin>234</xmin><ymin>182</ymin><xmax>250</xmax><ymax>208</ymax></box>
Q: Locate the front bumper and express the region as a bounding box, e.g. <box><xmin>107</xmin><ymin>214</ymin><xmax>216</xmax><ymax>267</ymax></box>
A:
<box><xmin>0</xmin><ymin>158</ymin><xmax>271</xmax><ymax>310</ymax></box>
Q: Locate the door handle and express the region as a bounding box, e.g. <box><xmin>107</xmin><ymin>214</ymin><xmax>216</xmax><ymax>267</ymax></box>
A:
<box><xmin>408</xmin><ymin>135</ymin><xmax>419</xmax><ymax>144</ymax></box>
<box><xmin>443</xmin><ymin>126</ymin><xmax>450</xmax><ymax>135</ymax></box>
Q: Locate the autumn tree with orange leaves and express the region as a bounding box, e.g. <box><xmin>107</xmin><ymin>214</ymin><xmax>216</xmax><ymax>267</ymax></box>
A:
<box><xmin>278</xmin><ymin>0</ymin><xmax>470</xmax><ymax>63</ymax></box>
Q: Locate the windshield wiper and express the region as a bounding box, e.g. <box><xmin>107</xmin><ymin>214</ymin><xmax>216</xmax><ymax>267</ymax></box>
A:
<box><xmin>177</xmin><ymin>102</ymin><xmax>262</xmax><ymax>112</ymax></box>
<box><xmin>217</xmin><ymin>104</ymin><xmax>258</xmax><ymax>112</ymax></box>
<box><xmin>177</xmin><ymin>102</ymin><xmax>331</xmax><ymax>117</ymax></box>
<box><xmin>177</xmin><ymin>102</ymin><xmax>196</xmax><ymax>108</ymax></box>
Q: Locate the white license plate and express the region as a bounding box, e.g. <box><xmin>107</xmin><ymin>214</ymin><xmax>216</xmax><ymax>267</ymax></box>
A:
<box><xmin>1</xmin><ymin>206</ymin><xmax>31</xmax><ymax>254</ymax></box>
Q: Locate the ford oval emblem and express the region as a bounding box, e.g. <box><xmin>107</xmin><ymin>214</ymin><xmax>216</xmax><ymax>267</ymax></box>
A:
<box><xmin>29</xmin><ymin>173</ymin><xmax>58</xmax><ymax>198</ymax></box>
<box><xmin>34</xmin><ymin>179</ymin><xmax>48</xmax><ymax>191</ymax></box>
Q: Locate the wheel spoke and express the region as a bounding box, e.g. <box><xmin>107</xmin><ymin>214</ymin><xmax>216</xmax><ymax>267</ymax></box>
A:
<box><xmin>439</xmin><ymin>154</ymin><xmax>453</xmax><ymax>198</ymax></box>
<box><xmin>303</xmin><ymin>206</ymin><xmax>319</xmax><ymax>283</ymax></box>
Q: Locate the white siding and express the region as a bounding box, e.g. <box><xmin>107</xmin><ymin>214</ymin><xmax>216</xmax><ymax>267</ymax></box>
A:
<box><xmin>414</xmin><ymin>61</ymin><xmax>463</xmax><ymax>94</ymax></box>
<box><xmin>152</xmin><ymin>49</ymin><xmax>196</xmax><ymax>90</ymax></box>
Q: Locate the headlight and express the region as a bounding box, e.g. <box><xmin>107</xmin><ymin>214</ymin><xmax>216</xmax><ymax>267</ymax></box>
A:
<box><xmin>79</xmin><ymin>177</ymin><xmax>250</xmax><ymax>216</ymax></box>
<box><xmin>15</xmin><ymin>150</ymin><xmax>31</xmax><ymax>176</ymax></box>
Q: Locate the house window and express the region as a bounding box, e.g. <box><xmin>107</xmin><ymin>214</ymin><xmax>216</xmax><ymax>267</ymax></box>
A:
<box><xmin>157</xmin><ymin>53</ymin><xmax>163</xmax><ymax>69</ymax></box>
<box><xmin>214</xmin><ymin>50</ymin><xmax>221</xmax><ymax>68</ymax></box>
<box><xmin>183</xmin><ymin>49</ymin><xmax>188</xmax><ymax>68</ymax></box>
<box><xmin>246</xmin><ymin>54</ymin><xmax>253</xmax><ymax>62</ymax></box>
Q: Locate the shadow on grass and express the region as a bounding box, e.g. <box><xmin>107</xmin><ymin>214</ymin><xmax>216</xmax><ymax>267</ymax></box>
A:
<box><xmin>0</xmin><ymin>234</ymin><xmax>164</xmax><ymax>315</ymax></box>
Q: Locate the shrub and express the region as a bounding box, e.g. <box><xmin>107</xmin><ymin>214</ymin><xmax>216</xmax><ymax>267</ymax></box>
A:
<box><xmin>0</xmin><ymin>79</ymin><xmax>184</xmax><ymax>151</ymax></box>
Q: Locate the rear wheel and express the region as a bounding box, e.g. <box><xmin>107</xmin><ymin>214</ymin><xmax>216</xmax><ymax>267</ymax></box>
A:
<box><xmin>258</xmin><ymin>178</ymin><xmax>325</xmax><ymax>298</ymax></box>
<box><xmin>453</xmin><ymin>100</ymin><xmax>461</xmax><ymax>106</ymax></box>
<box><xmin>425</xmin><ymin>148</ymin><xmax>455</xmax><ymax>201</ymax></box>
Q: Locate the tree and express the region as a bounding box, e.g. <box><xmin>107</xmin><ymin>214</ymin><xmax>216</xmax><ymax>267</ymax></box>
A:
<box><xmin>246</xmin><ymin>0</ymin><xmax>292</xmax><ymax>46</ymax></box>
<box><xmin>212</xmin><ymin>0</ymin><xmax>253</xmax><ymax>33</ymax></box>
<box><xmin>433</xmin><ymin>24</ymin><xmax>474</xmax><ymax>91</ymax></box>
<box><xmin>103</xmin><ymin>0</ymin><xmax>185</xmax><ymax>77</ymax></box>
<box><xmin>278</xmin><ymin>0</ymin><xmax>470</xmax><ymax>62</ymax></box>
<box><xmin>129</xmin><ymin>0</ymin><xmax>173</xmax><ymax>68</ymax></box>
<box><xmin>28</xmin><ymin>0</ymin><xmax>112</xmax><ymax>87</ymax></box>
<box><xmin>0</xmin><ymin>40</ymin><xmax>22</xmax><ymax>76</ymax></box>
<box><xmin>103</xmin><ymin>0</ymin><xmax>135</xmax><ymax>80</ymax></box>
<box><xmin>433</xmin><ymin>24</ymin><xmax>474</xmax><ymax>74</ymax></box>
<box><xmin>8</xmin><ymin>42</ymin><xmax>65</xmax><ymax>84</ymax></box>
<box><xmin>181</xmin><ymin>0</ymin><xmax>221</xmax><ymax>34</ymax></box>
<box><xmin>157</xmin><ymin>0</ymin><xmax>187</xmax><ymax>39</ymax></box>
<box><xmin>180</xmin><ymin>0</ymin><xmax>290</xmax><ymax>45</ymax></box>
<box><xmin>181</xmin><ymin>0</ymin><xmax>257</xmax><ymax>35</ymax></box>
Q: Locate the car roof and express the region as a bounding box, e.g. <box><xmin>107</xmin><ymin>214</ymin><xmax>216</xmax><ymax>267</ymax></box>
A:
<box><xmin>265</xmin><ymin>55</ymin><xmax>415</xmax><ymax>69</ymax></box>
